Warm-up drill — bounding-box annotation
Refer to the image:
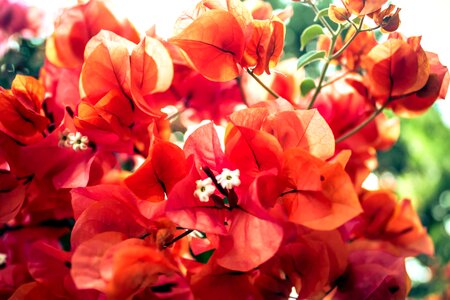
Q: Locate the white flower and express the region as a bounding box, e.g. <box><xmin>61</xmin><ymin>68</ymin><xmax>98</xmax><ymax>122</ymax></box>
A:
<box><xmin>216</xmin><ymin>168</ymin><xmax>241</xmax><ymax>190</ymax></box>
<box><xmin>58</xmin><ymin>129</ymin><xmax>72</xmax><ymax>148</ymax></box>
<box><xmin>68</xmin><ymin>132</ymin><xmax>89</xmax><ymax>151</ymax></box>
<box><xmin>194</xmin><ymin>178</ymin><xmax>216</xmax><ymax>202</ymax></box>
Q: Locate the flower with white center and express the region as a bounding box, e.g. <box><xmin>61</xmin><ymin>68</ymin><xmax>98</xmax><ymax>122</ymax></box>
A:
<box><xmin>216</xmin><ymin>168</ymin><xmax>241</xmax><ymax>190</ymax></box>
<box><xmin>58</xmin><ymin>129</ymin><xmax>72</xmax><ymax>148</ymax></box>
<box><xmin>194</xmin><ymin>178</ymin><xmax>216</xmax><ymax>202</ymax></box>
<box><xmin>68</xmin><ymin>132</ymin><xmax>89</xmax><ymax>151</ymax></box>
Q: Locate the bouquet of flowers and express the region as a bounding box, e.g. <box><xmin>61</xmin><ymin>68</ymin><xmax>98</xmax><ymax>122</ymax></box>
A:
<box><xmin>0</xmin><ymin>0</ymin><xmax>448</xmax><ymax>299</ymax></box>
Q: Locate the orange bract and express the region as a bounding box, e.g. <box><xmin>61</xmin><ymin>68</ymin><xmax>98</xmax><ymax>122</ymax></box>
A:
<box><xmin>279</xmin><ymin>148</ymin><xmax>362</xmax><ymax>230</ymax></box>
<box><xmin>365</xmin><ymin>36</ymin><xmax>430</xmax><ymax>99</ymax></box>
<box><xmin>344</xmin><ymin>0</ymin><xmax>388</xmax><ymax>15</ymax></box>
<box><xmin>241</xmin><ymin>16</ymin><xmax>285</xmax><ymax>75</ymax></box>
<box><xmin>169</xmin><ymin>9</ymin><xmax>246</xmax><ymax>82</ymax></box>
<box><xmin>46</xmin><ymin>0</ymin><xmax>139</xmax><ymax>68</ymax></box>
<box><xmin>0</xmin><ymin>75</ymin><xmax>49</xmax><ymax>145</ymax></box>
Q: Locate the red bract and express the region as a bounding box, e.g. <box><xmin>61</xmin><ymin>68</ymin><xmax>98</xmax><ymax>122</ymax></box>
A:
<box><xmin>388</xmin><ymin>51</ymin><xmax>449</xmax><ymax>116</ymax></box>
<box><xmin>241</xmin><ymin>16</ymin><xmax>285</xmax><ymax>75</ymax></box>
<box><xmin>365</xmin><ymin>34</ymin><xmax>430</xmax><ymax>100</ymax></box>
<box><xmin>71</xmin><ymin>231</ymin><xmax>179</xmax><ymax>299</ymax></box>
<box><xmin>353</xmin><ymin>190</ymin><xmax>434</xmax><ymax>257</ymax></box>
<box><xmin>313</xmin><ymin>75</ymin><xmax>400</xmax><ymax>188</ymax></box>
<box><xmin>343</xmin><ymin>0</ymin><xmax>388</xmax><ymax>15</ymax></box>
<box><xmin>46</xmin><ymin>0</ymin><xmax>139</xmax><ymax>68</ymax></box>
<box><xmin>0</xmin><ymin>171</ymin><xmax>25</xmax><ymax>223</ymax></box>
<box><xmin>278</xmin><ymin>148</ymin><xmax>362</xmax><ymax>230</ymax></box>
<box><xmin>125</xmin><ymin>140</ymin><xmax>187</xmax><ymax>202</ymax></box>
<box><xmin>333</xmin><ymin>247</ymin><xmax>410</xmax><ymax>300</ymax></box>
<box><xmin>166</xmin><ymin>122</ymin><xmax>283</xmax><ymax>271</ymax></box>
<box><xmin>0</xmin><ymin>75</ymin><xmax>48</xmax><ymax>145</ymax></box>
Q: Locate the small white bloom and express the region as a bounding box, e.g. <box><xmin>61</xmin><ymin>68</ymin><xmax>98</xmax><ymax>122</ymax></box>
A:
<box><xmin>58</xmin><ymin>129</ymin><xmax>72</xmax><ymax>148</ymax></box>
<box><xmin>194</xmin><ymin>178</ymin><xmax>216</xmax><ymax>202</ymax></box>
<box><xmin>68</xmin><ymin>132</ymin><xmax>89</xmax><ymax>151</ymax></box>
<box><xmin>216</xmin><ymin>168</ymin><xmax>241</xmax><ymax>190</ymax></box>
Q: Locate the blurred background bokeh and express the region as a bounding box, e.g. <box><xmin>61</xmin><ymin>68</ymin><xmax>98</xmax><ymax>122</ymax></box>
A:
<box><xmin>1</xmin><ymin>0</ymin><xmax>449</xmax><ymax>298</ymax></box>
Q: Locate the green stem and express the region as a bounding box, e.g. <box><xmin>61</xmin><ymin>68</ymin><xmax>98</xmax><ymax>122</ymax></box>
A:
<box><xmin>246</xmin><ymin>69</ymin><xmax>280</xmax><ymax>99</ymax></box>
<box><xmin>331</xmin><ymin>16</ymin><xmax>364</xmax><ymax>59</ymax></box>
<box><xmin>307</xmin><ymin>17</ymin><xmax>364</xmax><ymax>109</ymax></box>
<box><xmin>305</xmin><ymin>0</ymin><xmax>335</xmax><ymax>34</ymax></box>
<box><xmin>335</xmin><ymin>103</ymin><xmax>388</xmax><ymax>143</ymax></box>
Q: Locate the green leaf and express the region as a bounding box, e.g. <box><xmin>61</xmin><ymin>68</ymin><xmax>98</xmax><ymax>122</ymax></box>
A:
<box><xmin>190</xmin><ymin>248</ymin><xmax>215</xmax><ymax>264</ymax></box>
<box><xmin>314</xmin><ymin>8</ymin><xmax>329</xmax><ymax>22</ymax></box>
<box><xmin>297</xmin><ymin>50</ymin><xmax>326</xmax><ymax>70</ymax></box>
<box><xmin>300</xmin><ymin>24</ymin><xmax>324</xmax><ymax>50</ymax></box>
<box><xmin>300</xmin><ymin>78</ymin><xmax>316</xmax><ymax>96</ymax></box>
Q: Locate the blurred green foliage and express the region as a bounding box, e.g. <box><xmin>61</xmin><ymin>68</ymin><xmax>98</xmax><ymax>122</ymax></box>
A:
<box><xmin>378</xmin><ymin>108</ymin><xmax>450</xmax><ymax>297</ymax></box>
<box><xmin>0</xmin><ymin>37</ymin><xmax>45</xmax><ymax>88</ymax></box>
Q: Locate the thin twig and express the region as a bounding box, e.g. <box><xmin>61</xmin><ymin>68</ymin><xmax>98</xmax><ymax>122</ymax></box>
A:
<box><xmin>335</xmin><ymin>102</ymin><xmax>388</xmax><ymax>143</ymax></box>
<box><xmin>163</xmin><ymin>229</ymin><xmax>194</xmax><ymax>248</ymax></box>
<box><xmin>246</xmin><ymin>69</ymin><xmax>280</xmax><ymax>99</ymax></box>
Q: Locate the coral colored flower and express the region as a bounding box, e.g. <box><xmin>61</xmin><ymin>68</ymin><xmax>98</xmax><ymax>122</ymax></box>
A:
<box><xmin>46</xmin><ymin>0</ymin><xmax>139</xmax><ymax>68</ymax></box>
<box><xmin>344</xmin><ymin>0</ymin><xmax>388</xmax><ymax>16</ymax></box>
<box><xmin>333</xmin><ymin>247</ymin><xmax>410</xmax><ymax>300</ymax></box>
<box><xmin>241</xmin><ymin>16</ymin><xmax>285</xmax><ymax>75</ymax></box>
<box><xmin>166</xmin><ymin>122</ymin><xmax>283</xmax><ymax>271</ymax></box>
<box><xmin>353</xmin><ymin>190</ymin><xmax>434</xmax><ymax>257</ymax></box>
<box><xmin>0</xmin><ymin>75</ymin><xmax>49</xmax><ymax>145</ymax></box>
<box><xmin>364</xmin><ymin>34</ymin><xmax>430</xmax><ymax>99</ymax></box>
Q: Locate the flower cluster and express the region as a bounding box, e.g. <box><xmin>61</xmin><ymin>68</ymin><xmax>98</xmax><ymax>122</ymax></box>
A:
<box><xmin>0</xmin><ymin>0</ymin><xmax>448</xmax><ymax>299</ymax></box>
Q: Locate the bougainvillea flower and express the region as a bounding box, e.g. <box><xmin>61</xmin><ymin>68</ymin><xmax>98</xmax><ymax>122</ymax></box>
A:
<box><xmin>0</xmin><ymin>171</ymin><xmax>25</xmax><ymax>223</ymax></box>
<box><xmin>333</xmin><ymin>247</ymin><xmax>410</xmax><ymax>300</ymax></box>
<box><xmin>79</xmin><ymin>30</ymin><xmax>135</xmax><ymax>102</ymax></box>
<box><xmin>26</xmin><ymin>241</ymin><xmax>99</xmax><ymax>299</ymax></box>
<box><xmin>369</xmin><ymin>4</ymin><xmax>401</xmax><ymax>33</ymax></box>
<box><xmin>229</xmin><ymin>98</ymin><xmax>335</xmax><ymax>159</ymax></box>
<box><xmin>39</xmin><ymin>60</ymin><xmax>82</xmax><ymax>126</ymax></box>
<box><xmin>169</xmin><ymin>9</ymin><xmax>247</xmax><ymax>82</ymax></box>
<box><xmin>166</xmin><ymin>122</ymin><xmax>283</xmax><ymax>271</ymax></box>
<box><xmin>70</xmin><ymin>188</ymin><xmax>150</xmax><ymax>248</ymax></box>
<box><xmin>312</xmin><ymin>75</ymin><xmax>399</xmax><ymax>188</ymax></box>
<box><xmin>129</xmin><ymin>36</ymin><xmax>174</xmax><ymax>116</ymax></box>
<box><xmin>0</xmin><ymin>75</ymin><xmax>49</xmax><ymax>145</ymax></box>
<box><xmin>189</xmin><ymin>261</ymin><xmax>261</xmax><ymax>300</ymax></box>
<box><xmin>71</xmin><ymin>231</ymin><xmax>179</xmax><ymax>299</ymax></box>
<box><xmin>317</xmin><ymin>27</ymin><xmax>377</xmax><ymax>71</ymax></box>
<box><xmin>343</xmin><ymin>0</ymin><xmax>388</xmax><ymax>16</ymax></box>
<box><xmin>388</xmin><ymin>51</ymin><xmax>449</xmax><ymax>116</ymax></box>
<box><xmin>46</xmin><ymin>0</ymin><xmax>139</xmax><ymax>68</ymax></box>
<box><xmin>364</xmin><ymin>34</ymin><xmax>430</xmax><ymax>99</ymax></box>
<box><xmin>328</xmin><ymin>5</ymin><xmax>351</xmax><ymax>24</ymax></box>
<box><xmin>0</xmin><ymin>226</ymin><xmax>68</xmax><ymax>296</ymax></box>
<box><xmin>353</xmin><ymin>190</ymin><xmax>434</xmax><ymax>257</ymax></box>
<box><xmin>80</xmin><ymin>30</ymin><xmax>173</xmax><ymax>116</ymax></box>
<box><xmin>255</xmin><ymin>226</ymin><xmax>348</xmax><ymax>299</ymax></box>
<box><xmin>241</xmin><ymin>16</ymin><xmax>285</xmax><ymax>75</ymax></box>
<box><xmin>75</xmin><ymin>88</ymin><xmax>136</xmax><ymax>153</ymax></box>
<box><xmin>125</xmin><ymin>140</ymin><xmax>187</xmax><ymax>202</ymax></box>
<box><xmin>278</xmin><ymin>148</ymin><xmax>362</xmax><ymax>230</ymax></box>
